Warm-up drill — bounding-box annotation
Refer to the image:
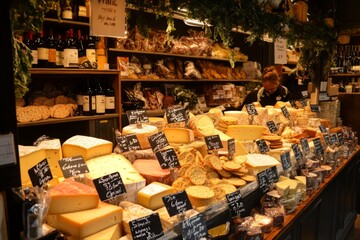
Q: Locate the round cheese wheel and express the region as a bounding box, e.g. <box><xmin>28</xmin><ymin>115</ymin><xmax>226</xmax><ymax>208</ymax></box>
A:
<box><xmin>122</xmin><ymin>123</ymin><xmax>158</xmax><ymax>149</ymax></box>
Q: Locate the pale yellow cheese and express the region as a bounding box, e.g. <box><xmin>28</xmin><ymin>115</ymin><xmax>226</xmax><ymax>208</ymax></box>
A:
<box><xmin>18</xmin><ymin>146</ymin><xmax>47</xmax><ymax>186</ymax></box>
<box><xmin>37</xmin><ymin>138</ymin><xmax>63</xmax><ymax>178</ymax></box>
<box><xmin>189</xmin><ymin>115</ymin><xmax>215</xmax><ymax>137</ymax></box>
<box><xmin>68</xmin><ymin>224</ymin><xmax>122</xmax><ymax>240</ymax></box>
<box><xmin>213</xmin><ymin>129</ymin><xmax>248</xmax><ymax>156</ymax></box>
<box><xmin>245</xmin><ymin>154</ymin><xmax>280</xmax><ymax>172</ymax></box>
<box><xmin>137</xmin><ymin>182</ymin><xmax>175</xmax><ymax>210</ymax></box>
<box><xmin>224</xmin><ymin>110</ymin><xmax>249</xmax><ymax>125</ymax></box>
<box><xmin>162</xmin><ymin>127</ymin><xmax>194</xmax><ymax>144</ymax></box>
<box><xmin>62</xmin><ymin>135</ymin><xmax>113</xmax><ymax>161</ymax></box>
<box><xmin>277</xmin><ymin>177</ymin><xmax>299</xmax><ymax>195</ymax></box>
<box><xmin>275</xmin><ymin>181</ymin><xmax>290</xmax><ymax>197</ymax></box>
<box><xmin>46</xmin><ymin>202</ymin><xmax>123</xmax><ymax>239</ymax></box>
<box><xmin>119</xmin><ymin>201</ymin><xmax>154</xmax><ymax>235</ymax></box>
<box><xmin>122</xmin><ymin>123</ymin><xmax>158</xmax><ymax>149</ymax></box>
<box><xmin>226</xmin><ymin>125</ymin><xmax>265</xmax><ymax>141</ymax></box>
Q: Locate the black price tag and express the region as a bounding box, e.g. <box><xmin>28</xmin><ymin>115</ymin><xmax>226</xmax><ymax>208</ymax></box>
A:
<box><xmin>300</xmin><ymin>138</ymin><xmax>310</xmax><ymax>153</ymax></box>
<box><xmin>257</xmin><ymin>170</ymin><xmax>270</xmax><ymax>194</ymax></box>
<box><xmin>280</xmin><ymin>152</ymin><xmax>292</xmax><ymax>171</ymax></box>
<box><xmin>310</xmin><ymin>104</ymin><xmax>321</xmax><ymax>112</ymax></box>
<box><xmin>291</xmin><ymin>143</ymin><xmax>303</xmax><ymax>162</ymax></box>
<box><xmin>148</xmin><ymin>131</ymin><xmax>169</xmax><ymax>153</ymax></box>
<box><xmin>93</xmin><ymin>172</ymin><xmax>126</xmax><ymax>201</ymax></box>
<box><xmin>204</xmin><ymin>135</ymin><xmax>223</xmax><ymax>151</ymax></box>
<box><xmin>313</xmin><ymin>138</ymin><xmax>324</xmax><ymax>156</ymax></box>
<box><xmin>266</xmin><ymin>120</ymin><xmax>278</xmax><ymax>134</ymax></box>
<box><xmin>130</xmin><ymin>213</ymin><xmax>164</xmax><ymax>240</ymax></box>
<box><xmin>126</xmin><ymin>109</ymin><xmax>149</xmax><ymax>124</ymax></box>
<box><xmin>226</xmin><ymin>190</ymin><xmax>246</xmax><ymax>218</ymax></box>
<box><xmin>165</xmin><ymin>106</ymin><xmax>187</xmax><ymax>123</ymax></box>
<box><xmin>319</xmin><ymin>125</ymin><xmax>327</xmax><ymax>133</ymax></box>
<box><xmin>337</xmin><ymin>132</ymin><xmax>345</xmax><ymax>145</ymax></box>
<box><xmin>300</xmin><ymin>99</ymin><xmax>307</xmax><ymax>108</ymax></box>
<box><xmin>281</xmin><ymin>106</ymin><xmax>290</xmax><ymax>119</ymax></box>
<box><xmin>155</xmin><ymin>148</ymin><xmax>180</xmax><ymax>169</ymax></box>
<box><xmin>126</xmin><ymin>134</ymin><xmax>142</xmax><ymax>150</ymax></box>
<box><xmin>245</xmin><ymin>103</ymin><xmax>258</xmax><ymax>115</ymax></box>
<box><xmin>58</xmin><ymin>155</ymin><xmax>89</xmax><ymax>178</ymax></box>
<box><xmin>266</xmin><ymin>166</ymin><xmax>278</xmax><ymax>184</ymax></box>
<box><xmin>28</xmin><ymin>159</ymin><xmax>53</xmax><ymax>187</ymax></box>
<box><xmin>330</xmin><ymin>133</ymin><xmax>338</xmax><ymax>144</ymax></box>
<box><xmin>255</xmin><ymin>139</ymin><xmax>269</xmax><ymax>154</ymax></box>
<box><xmin>116</xmin><ymin>135</ymin><xmax>130</xmax><ymax>152</ymax></box>
<box><xmin>162</xmin><ymin>191</ymin><xmax>193</xmax><ymax>217</ymax></box>
<box><xmin>227</xmin><ymin>139</ymin><xmax>236</xmax><ymax>155</ymax></box>
<box><xmin>181</xmin><ymin>213</ymin><xmax>207</xmax><ymax>240</ymax></box>
<box><xmin>323</xmin><ymin>133</ymin><xmax>331</xmax><ymax>146</ymax></box>
<box><xmin>289</xmin><ymin>100</ymin><xmax>298</xmax><ymax>109</ymax></box>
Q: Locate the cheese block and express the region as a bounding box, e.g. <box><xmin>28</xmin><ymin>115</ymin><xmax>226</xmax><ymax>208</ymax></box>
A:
<box><xmin>62</xmin><ymin>135</ymin><xmax>113</xmax><ymax>160</ymax></box>
<box><xmin>46</xmin><ymin>202</ymin><xmax>122</xmax><ymax>239</ymax></box>
<box><xmin>137</xmin><ymin>182</ymin><xmax>175</xmax><ymax>210</ymax></box>
<box><xmin>162</xmin><ymin>127</ymin><xmax>194</xmax><ymax>144</ymax></box>
<box><xmin>188</xmin><ymin>114</ymin><xmax>215</xmax><ymax>137</ymax></box>
<box><xmin>245</xmin><ymin>154</ymin><xmax>280</xmax><ymax>173</ymax></box>
<box><xmin>213</xmin><ymin>129</ymin><xmax>247</xmax><ymax>156</ymax></box>
<box><xmin>85</xmin><ymin>154</ymin><xmax>146</xmax><ymax>203</ymax></box>
<box><xmin>132</xmin><ymin>159</ymin><xmax>172</xmax><ymax>185</ymax></box>
<box><xmin>227</xmin><ymin>125</ymin><xmax>265</xmax><ymax>141</ymax></box>
<box><xmin>47</xmin><ymin>178</ymin><xmax>100</xmax><ymax>214</ymax></box>
<box><xmin>37</xmin><ymin>138</ymin><xmax>63</xmax><ymax>178</ymax></box>
<box><xmin>277</xmin><ymin>176</ymin><xmax>299</xmax><ymax>195</ymax></box>
<box><xmin>122</xmin><ymin>123</ymin><xmax>158</xmax><ymax>149</ymax></box>
<box><xmin>119</xmin><ymin>201</ymin><xmax>154</xmax><ymax>235</ymax></box>
<box><xmin>19</xmin><ymin>146</ymin><xmax>47</xmax><ymax>186</ymax></box>
<box><xmin>275</xmin><ymin>181</ymin><xmax>290</xmax><ymax>197</ymax></box>
<box><xmin>156</xmin><ymin>207</ymin><xmax>198</xmax><ymax>231</ymax></box>
<box><xmin>67</xmin><ymin>224</ymin><xmax>121</xmax><ymax>240</ymax></box>
<box><xmin>147</xmin><ymin>117</ymin><xmax>165</xmax><ymax>131</ymax></box>
<box><xmin>224</xmin><ymin>111</ymin><xmax>249</xmax><ymax>125</ymax></box>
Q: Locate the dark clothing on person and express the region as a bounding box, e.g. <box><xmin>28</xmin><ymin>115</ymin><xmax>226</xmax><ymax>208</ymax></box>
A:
<box><xmin>241</xmin><ymin>85</ymin><xmax>289</xmax><ymax>108</ymax></box>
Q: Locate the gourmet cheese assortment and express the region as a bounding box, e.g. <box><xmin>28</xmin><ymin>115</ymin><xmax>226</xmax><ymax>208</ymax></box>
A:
<box><xmin>16</xmin><ymin>100</ymin><xmax>358</xmax><ymax>239</ymax></box>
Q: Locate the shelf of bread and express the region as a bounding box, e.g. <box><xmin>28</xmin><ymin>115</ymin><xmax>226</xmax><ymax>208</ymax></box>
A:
<box><xmin>15</xmin><ymin>100</ymin><xmax>358</xmax><ymax>239</ymax></box>
<box><xmin>30</xmin><ymin>68</ymin><xmax>120</xmax><ymax>75</ymax></box>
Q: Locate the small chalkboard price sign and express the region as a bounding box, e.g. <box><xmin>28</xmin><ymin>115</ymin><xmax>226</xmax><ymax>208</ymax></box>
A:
<box><xmin>126</xmin><ymin>109</ymin><xmax>149</xmax><ymax>124</ymax></box>
<box><xmin>300</xmin><ymin>138</ymin><xmax>310</xmax><ymax>154</ymax></box>
<box><xmin>181</xmin><ymin>213</ymin><xmax>207</xmax><ymax>240</ymax></box>
<box><xmin>289</xmin><ymin>100</ymin><xmax>298</xmax><ymax>109</ymax></box>
<box><xmin>310</xmin><ymin>104</ymin><xmax>321</xmax><ymax>112</ymax></box>
<box><xmin>255</xmin><ymin>139</ymin><xmax>270</xmax><ymax>154</ymax></box>
<box><xmin>280</xmin><ymin>152</ymin><xmax>292</xmax><ymax>171</ymax></box>
<box><xmin>266</xmin><ymin>166</ymin><xmax>278</xmax><ymax>184</ymax></box>
<box><xmin>28</xmin><ymin>159</ymin><xmax>53</xmax><ymax>187</ymax></box>
<box><xmin>313</xmin><ymin>138</ymin><xmax>324</xmax><ymax>156</ymax></box>
<box><xmin>226</xmin><ymin>190</ymin><xmax>246</xmax><ymax>218</ymax></box>
<box><xmin>281</xmin><ymin>106</ymin><xmax>290</xmax><ymax>119</ymax></box>
<box><xmin>266</xmin><ymin>120</ymin><xmax>278</xmax><ymax>134</ymax></box>
<box><xmin>291</xmin><ymin>144</ymin><xmax>303</xmax><ymax>162</ymax></box>
<box><xmin>129</xmin><ymin>213</ymin><xmax>164</xmax><ymax>240</ymax></box>
<box><xmin>155</xmin><ymin>148</ymin><xmax>180</xmax><ymax>169</ymax></box>
<box><xmin>116</xmin><ymin>135</ymin><xmax>130</xmax><ymax>152</ymax></box>
<box><xmin>323</xmin><ymin>133</ymin><xmax>331</xmax><ymax>146</ymax></box>
<box><xmin>148</xmin><ymin>131</ymin><xmax>169</xmax><ymax>153</ymax></box>
<box><xmin>319</xmin><ymin>125</ymin><xmax>327</xmax><ymax>133</ymax></box>
<box><xmin>245</xmin><ymin>103</ymin><xmax>258</xmax><ymax>115</ymax></box>
<box><xmin>227</xmin><ymin>139</ymin><xmax>236</xmax><ymax>155</ymax></box>
<box><xmin>257</xmin><ymin>170</ymin><xmax>270</xmax><ymax>194</ymax></box>
<box><xmin>93</xmin><ymin>172</ymin><xmax>126</xmax><ymax>201</ymax></box>
<box><xmin>165</xmin><ymin>105</ymin><xmax>187</xmax><ymax>123</ymax></box>
<box><xmin>204</xmin><ymin>135</ymin><xmax>223</xmax><ymax>151</ymax></box>
<box><xmin>337</xmin><ymin>132</ymin><xmax>345</xmax><ymax>145</ymax></box>
<box><xmin>162</xmin><ymin>190</ymin><xmax>193</xmax><ymax>217</ymax></box>
<box><xmin>58</xmin><ymin>155</ymin><xmax>89</xmax><ymax>178</ymax></box>
<box><xmin>300</xmin><ymin>99</ymin><xmax>307</xmax><ymax>108</ymax></box>
<box><xmin>126</xmin><ymin>134</ymin><xmax>142</xmax><ymax>151</ymax></box>
<box><xmin>330</xmin><ymin>133</ymin><xmax>339</xmax><ymax>144</ymax></box>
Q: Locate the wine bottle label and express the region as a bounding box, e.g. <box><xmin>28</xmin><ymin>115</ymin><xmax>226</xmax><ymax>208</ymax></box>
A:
<box><xmin>48</xmin><ymin>48</ymin><xmax>57</xmax><ymax>63</ymax></box>
<box><xmin>82</xmin><ymin>95</ymin><xmax>90</xmax><ymax>111</ymax></box>
<box><xmin>96</xmin><ymin>95</ymin><xmax>106</xmax><ymax>113</ymax></box>
<box><xmin>91</xmin><ymin>96</ymin><xmax>96</xmax><ymax>110</ymax></box>
<box><xmin>105</xmin><ymin>96</ymin><xmax>115</xmax><ymax>109</ymax></box>
<box><xmin>56</xmin><ymin>51</ymin><xmax>63</xmax><ymax>66</ymax></box>
<box><xmin>86</xmin><ymin>49</ymin><xmax>96</xmax><ymax>64</ymax></box>
<box><xmin>62</xmin><ymin>10</ymin><xmax>73</xmax><ymax>20</ymax></box>
<box><xmin>78</xmin><ymin>6</ymin><xmax>88</xmax><ymax>17</ymax></box>
<box><xmin>38</xmin><ymin>48</ymin><xmax>48</xmax><ymax>60</ymax></box>
<box><xmin>63</xmin><ymin>49</ymin><xmax>79</xmax><ymax>67</ymax></box>
<box><xmin>31</xmin><ymin>50</ymin><xmax>38</xmax><ymax>65</ymax></box>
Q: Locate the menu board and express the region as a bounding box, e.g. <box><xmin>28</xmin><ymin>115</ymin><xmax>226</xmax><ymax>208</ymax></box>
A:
<box><xmin>181</xmin><ymin>213</ymin><xmax>207</xmax><ymax>240</ymax></box>
<box><xmin>126</xmin><ymin>109</ymin><xmax>149</xmax><ymax>124</ymax></box>
<box><xmin>155</xmin><ymin>148</ymin><xmax>180</xmax><ymax>169</ymax></box>
<box><xmin>266</xmin><ymin>166</ymin><xmax>278</xmax><ymax>184</ymax></box>
<box><xmin>255</xmin><ymin>139</ymin><xmax>270</xmax><ymax>154</ymax></box>
<box><xmin>280</xmin><ymin>152</ymin><xmax>292</xmax><ymax>171</ymax></box>
<box><xmin>245</xmin><ymin>103</ymin><xmax>258</xmax><ymax>115</ymax></box>
<box><xmin>226</xmin><ymin>190</ymin><xmax>246</xmax><ymax>218</ymax></box>
<box><xmin>266</xmin><ymin>120</ymin><xmax>278</xmax><ymax>134</ymax></box>
<box><xmin>319</xmin><ymin>125</ymin><xmax>327</xmax><ymax>133</ymax></box>
<box><xmin>28</xmin><ymin>159</ymin><xmax>53</xmax><ymax>187</ymax></box>
<box><xmin>227</xmin><ymin>139</ymin><xmax>236</xmax><ymax>155</ymax></box>
<box><xmin>204</xmin><ymin>135</ymin><xmax>223</xmax><ymax>151</ymax></box>
<box><xmin>162</xmin><ymin>191</ymin><xmax>193</xmax><ymax>217</ymax></box>
<box><xmin>310</xmin><ymin>104</ymin><xmax>321</xmax><ymax>112</ymax></box>
<box><xmin>93</xmin><ymin>172</ymin><xmax>126</xmax><ymax>201</ymax></box>
<box><xmin>148</xmin><ymin>132</ymin><xmax>169</xmax><ymax>153</ymax></box>
<box><xmin>165</xmin><ymin>105</ymin><xmax>187</xmax><ymax>123</ymax></box>
<box><xmin>330</xmin><ymin>133</ymin><xmax>338</xmax><ymax>144</ymax></box>
<box><xmin>281</xmin><ymin>106</ymin><xmax>290</xmax><ymax>119</ymax></box>
<box><xmin>257</xmin><ymin>170</ymin><xmax>270</xmax><ymax>194</ymax></box>
<box><xmin>313</xmin><ymin>138</ymin><xmax>324</xmax><ymax>156</ymax></box>
<box><xmin>291</xmin><ymin>144</ymin><xmax>303</xmax><ymax>162</ymax></box>
<box><xmin>116</xmin><ymin>135</ymin><xmax>130</xmax><ymax>152</ymax></box>
<box><xmin>129</xmin><ymin>213</ymin><xmax>164</xmax><ymax>240</ymax></box>
<box><xmin>58</xmin><ymin>155</ymin><xmax>89</xmax><ymax>178</ymax></box>
<box><xmin>300</xmin><ymin>138</ymin><xmax>310</xmax><ymax>154</ymax></box>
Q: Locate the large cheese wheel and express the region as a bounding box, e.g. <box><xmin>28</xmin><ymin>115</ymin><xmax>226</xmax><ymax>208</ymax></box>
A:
<box><xmin>189</xmin><ymin>114</ymin><xmax>215</xmax><ymax>137</ymax></box>
<box><xmin>122</xmin><ymin>123</ymin><xmax>158</xmax><ymax>149</ymax></box>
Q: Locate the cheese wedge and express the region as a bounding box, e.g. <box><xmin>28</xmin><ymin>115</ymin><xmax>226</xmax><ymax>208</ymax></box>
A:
<box><xmin>163</xmin><ymin>127</ymin><xmax>194</xmax><ymax>144</ymax></box>
<box><xmin>227</xmin><ymin>125</ymin><xmax>265</xmax><ymax>141</ymax></box>
<box><xmin>68</xmin><ymin>224</ymin><xmax>121</xmax><ymax>240</ymax></box>
<box><xmin>62</xmin><ymin>135</ymin><xmax>113</xmax><ymax>161</ymax></box>
<box><xmin>245</xmin><ymin>154</ymin><xmax>280</xmax><ymax>172</ymax></box>
<box><xmin>137</xmin><ymin>182</ymin><xmax>175</xmax><ymax>210</ymax></box>
<box><xmin>37</xmin><ymin>138</ymin><xmax>63</xmax><ymax>178</ymax></box>
<box><xmin>18</xmin><ymin>146</ymin><xmax>47</xmax><ymax>186</ymax></box>
<box><xmin>122</xmin><ymin>123</ymin><xmax>158</xmax><ymax>149</ymax></box>
<box><xmin>119</xmin><ymin>201</ymin><xmax>154</xmax><ymax>235</ymax></box>
<box><xmin>214</xmin><ymin>129</ymin><xmax>248</xmax><ymax>156</ymax></box>
<box><xmin>189</xmin><ymin>115</ymin><xmax>215</xmax><ymax>137</ymax></box>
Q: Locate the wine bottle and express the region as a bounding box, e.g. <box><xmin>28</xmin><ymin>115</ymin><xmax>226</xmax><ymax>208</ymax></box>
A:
<box><xmin>95</xmin><ymin>80</ymin><xmax>106</xmax><ymax>115</ymax></box>
<box><xmin>47</xmin><ymin>29</ymin><xmax>57</xmax><ymax>68</ymax></box>
<box><xmin>105</xmin><ymin>80</ymin><xmax>115</xmax><ymax>113</ymax></box>
<box><xmin>76</xmin><ymin>79</ymin><xmax>84</xmax><ymax>115</ymax></box>
<box><xmin>24</xmin><ymin>32</ymin><xmax>38</xmax><ymax>68</ymax></box>
<box><xmin>37</xmin><ymin>29</ymin><xmax>48</xmax><ymax>68</ymax></box>
<box><xmin>85</xmin><ymin>35</ymin><xmax>96</xmax><ymax>67</ymax></box>
<box><xmin>77</xmin><ymin>29</ymin><xmax>86</xmax><ymax>60</ymax></box>
<box><xmin>82</xmin><ymin>79</ymin><xmax>95</xmax><ymax>116</ymax></box>
<box><xmin>77</xmin><ymin>0</ymin><xmax>89</xmax><ymax>22</ymax></box>
<box><xmin>62</xmin><ymin>0</ymin><xmax>73</xmax><ymax>20</ymax></box>
<box><xmin>56</xmin><ymin>34</ymin><xmax>64</xmax><ymax>68</ymax></box>
<box><xmin>63</xmin><ymin>29</ymin><xmax>79</xmax><ymax>68</ymax></box>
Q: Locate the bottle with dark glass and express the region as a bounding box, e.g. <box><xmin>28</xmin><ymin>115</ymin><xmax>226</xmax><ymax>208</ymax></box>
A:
<box><xmin>85</xmin><ymin>35</ymin><xmax>97</xmax><ymax>67</ymax></box>
<box><xmin>76</xmin><ymin>79</ymin><xmax>85</xmax><ymax>115</ymax></box>
<box><xmin>62</xmin><ymin>0</ymin><xmax>73</xmax><ymax>20</ymax></box>
<box><xmin>63</xmin><ymin>29</ymin><xmax>79</xmax><ymax>68</ymax></box>
<box><xmin>77</xmin><ymin>29</ymin><xmax>86</xmax><ymax>60</ymax></box>
<box><xmin>37</xmin><ymin>29</ymin><xmax>48</xmax><ymax>68</ymax></box>
<box><xmin>82</xmin><ymin>79</ymin><xmax>95</xmax><ymax>116</ymax></box>
<box><xmin>77</xmin><ymin>0</ymin><xmax>89</xmax><ymax>22</ymax></box>
<box><xmin>56</xmin><ymin>34</ymin><xmax>64</xmax><ymax>68</ymax></box>
<box><xmin>24</xmin><ymin>32</ymin><xmax>38</xmax><ymax>68</ymax></box>
<box><xmin>105</xmin><ymin>79</ymin><xmax>115</xmax><ymax>113</ymax></box>
<box><xmin>47</xmin><ymin>29</ymin><xmax>57</xmax><ymax>68</ymax></box>
<box><xmin>95</xmin><ymin>80</ymin><xmax>106</xmax><ymax>115</ymax></box>
<box><xmin>45</xmin><ymin>1</ymin><xmax>60</xmax><ymax>19</ymax></box>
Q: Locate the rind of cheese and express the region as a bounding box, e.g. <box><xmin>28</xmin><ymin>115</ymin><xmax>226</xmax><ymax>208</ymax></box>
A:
<box><xmin>163</xmin><ymin>127</ymin><xmax>194</xmax><ymax>144</ymax></box>
<box><xmin>137</xmin><ymin>182</ymin><xmax>175</xmax><ymax>210</ymax></box>
<box><xmin>37</xmin><ymin>138</ymin><xmax>63</xmax><ymax>178</ymax></box>
<box><xmin>189</xmin><ymin>115</ymin><xmax>215</xmax><ymax>137</ymax></box>
<box><xmin>227</xmin><ymin>125</ymin><xmax>265</xmax><ymax>141</ymax></box>
<box><xmin>122</xmin><ymin>123</ymin><xmax>158</xmax><ymax>149</ymax></box>
<box><xmin>47</xmin><ymin>178</ymin><xmax>99</xmax><ymax>214</ymax></box>
<box><xmin>81</xmin><ymin>224</ymin><xmax>121</xmax><ymax>240</ymax></box>
<box><xmin>62</xmin><ymin>135</ymin><xmax>113</xmax><ymax>160</ymax></box>
<box><xmin>46</xmin><ymin>202</ymin><xmax>122</xmax><ymax>239</ymax></box>
<box><xmin>224</xmin><ymin>111</ymin><xmax>249</xmax><ymax>125</ymax></box>
<box><xmin>245</xmin><ymin>154</ymin><xmax>280</xmax><ymax>172</ymax></box>
<box><xmin>19</xmin><ymin>146</ymin><xmax>47</xmax><ymax>186</ymax></box>
<box><xmin>119</xmin><ymin>201</ymin><xmax>154</xmax><ymax>235</ymax></box>
<box><xmin>156</xmin><ymin>207</ymin><xmax>199</xmax><ymax>231</ymax></box>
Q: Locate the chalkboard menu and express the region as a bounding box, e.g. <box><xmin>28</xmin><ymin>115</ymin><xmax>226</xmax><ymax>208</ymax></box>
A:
<box><xmin>58</xmin><ymin>155</ymin><xmax>89</xmax><ymax>178</ymax></box>
<box><xmin>337</xmin><ymin>132</ymin><xmax>345</xmax><ymax>145</ymax></box>
<box><xmin>126</xmin><ymin>109</ymin><xmax>149</xmax><ymax>124</ymax></box>
<box><xmin>126</xmin><ymin>134</ymin><xmax>142</xmax><ymax>150</ymax></box>
<box><xmin>266</xmin><ymin>166</ymin><xmax>278</xmax><ymax>184</ymax></box>
<box><xmin>255</xmin><ymin>139</ymin><xmax>270</xmax><ymax>154</ymax></box>
<box><xmin>204</xmin><ymin>135</ymin><xmax>223</xmax><ymax>151</ymax></box>
<box><xmin>257</xmin><ymin>170</ymin><xmax>270</xmax><ymax>194</ymax></box>
<box><xmin>165</xmin><ymin>105</ymin><xmax>187</xmax><ymax>123</ymax></box>
<box><xmin>313</xmin><ymin>138</ymin><xmax>324</xmax><ymax>156</ymax></box>
<box><xmin>93</xmin><ymin>172</ymin><xmax>126</xmax><ymax>201</ymax></box>
<box><xmin>226</xmin><ymin>190</ymin><xmax>246</xmax><ymax>218</ymax></box>
<box><xmin>266</xmin><ymin>120</ymin><xmax>278</xmax><ymax>134</ymax></box>
<box><xmin>245</xmin><ymin>103</ymin><xmax>258</xmax><ymax>115</ymax></box>
<box><xmin>323</xmin><ymin>133</ymin><xmax>331</xmax><ymax>146</ymax></box>
<box><xmin>289</xmin><ymin>100</ymin><xmax>298</xmax><ymax>109</ymax></box>
<box><xmin>319</xmin><ymin>125</ymin><xmax>327</xmax><ymax>133</ymax></box>
<box><xmin>148</xmin><ymin>132</ymin><xmax>169</xmax><ymax>153</ymax></box>
<box><xmin>330</xmin><ymin>133</ymin><xmax>338</xmax><ymax>144</ymax></box>
<box><xmin>310</xmin><ymin>104</ymin><xmax>321</xmax><ymax>112</ymax></box>
<box><xmin>300</xmin><ymin>99</ymin><xmax>307</xmax><ymax>108</ymax></box>
<box><xmin>227</xmin><ymin>139</ymin><xmax>236</xmax><ymax>155</ymax></box>
<box><xmin>280</xmin><ymin>152</ymin><xmax>292</xmax><ymax>171</ymax></box>
<box><xmin>116</xmin><ymin>135</ymin><xmax>130</xmax><ymax>152</ymax></box>
<box><xmin>291</xmin><ymin>144</ymin><xmax>303</xmax><ymax>162</ymax></box>
<box><xmin>129</xmin><ymin>213</ymin><xmax>164</xmax><ymax>240</ymax></box>
<box><xmin>181</xmin><ymin>213</ymin><xmax>207</xmax><ymax>240</ymax></box>
<box><xmin>281</xmin><ymin>106</ymin><xmax>290</xmax><ymax>119</ymax></box>
<box><xmin>300</xmin><ymin>138</ymin><xmax>310</xmax><ymax>153</ymax></box>
<box><xmin>162</xmin><ymin>191</ymin><xmax>192</xmax><ymax>217</ymax></box>
<box><xmin>155</xmin><ymin>148</ymin><xmax>180</xmax><ymax>169</ymax></box>
<box><xmin>28</xmin><ymin>158</ymin><xmax>53</xmax><ymax>187</ymax></box>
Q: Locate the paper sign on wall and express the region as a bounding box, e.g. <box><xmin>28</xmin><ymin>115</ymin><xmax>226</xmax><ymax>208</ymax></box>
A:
<box><xmin>274</xmin><ymin>38</ymin><xmax>287</xmax><ymax>64</ymax></box>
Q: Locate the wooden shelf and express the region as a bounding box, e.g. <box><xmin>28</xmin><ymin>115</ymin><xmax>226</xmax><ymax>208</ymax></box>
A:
<box><xmin>119</xmin><ymin>78</ymin><xmax>260</xmax><ymax>83</ymax></box>
<box><xmin>30</xmin><ymin>68</ymin><xmax>120</xmax><ymax>75</ymax></box>
<box><xmin>17</xmin><ymin>113</ymin><xmax>119</xmax><ymax>127</ymax></box>
<box><xmin>330</xmin><ymin>73</ymin><xmax>360</xmax><ymax>77</ymax></box>
<box><xmin>44</xmin><ymin>17</ymin><xmax>90</xmax><ymax>27</ymax></box>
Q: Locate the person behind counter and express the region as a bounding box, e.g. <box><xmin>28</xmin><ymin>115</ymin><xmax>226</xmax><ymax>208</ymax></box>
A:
<box><xmin>241</xmin><ymin>65</ymin><xmax>290</xmax><ymax>108</ymax></box>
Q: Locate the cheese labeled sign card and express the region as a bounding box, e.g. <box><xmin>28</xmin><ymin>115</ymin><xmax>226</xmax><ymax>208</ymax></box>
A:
<box><xmin>337</xmin><ymin>132</ymin><xmax>345</xmax><ymax>145</ymax></box>
<box><xmin>266</xmin><ymin>120</ymin><xmax>278</xmax><ymax>134</ymax></box>
<box><xmin>58</xmin><ymin>155</ymin><xmax>89</xmax><ymax>178</ymax></box>
<box><xmin>289</xmin><ymin>100</ymin><xmax>298</xmax><ymax>109</ymax></box>
<box><xmin>310</xmin><ymin>104</ymin><xmax>321</xmax><ymax>112</ymax></box>
<box><xmin>163</xmin><ymin>190</ymin><xmax>193</xmax><ymax>217</ymax></box>
<box><xmin>126</xmin><ymin>109</ymin><xmax>149</xmax><ymax>124</ymax></box>
<box><xmin>181</xmin><ymin>213</ymin><xmax>207</xmax><ymax>240</ymax></box>
<box><xmin>281</xmin><ymin>106</ymin><xmax>290</xmax><ymax>119</ymax></box>
<box><xmin>330</xmin><ymin>133</ymin><xmax>338</xmax><ymax>144</ymax></box>
<box><xmin>28</xmin><ymin>158</ymin><xmax>53</xmax><ymax>187</ymax></box>
<box><xmin>291</xmin><ymin>143</ymin><xmax>303</xmax><ymax>162</ymax></box>
<box><xmin>93</xmin><ymin>172</ymin><xmax>126</xmax><ymax>201</ymax></box>
<box><xmin>245</xmin><ymin>103</ymin><xmax>258</xmax><ymax>115</ymax></box>
<box><xmin>266</xmin><ymin>166</ymin><xmax>278</xmax><ymax>184</ymax></box>
<box><xmin>313</xmin><ymin>138</ymin><xmax>324</xmax><ymax>156</ymax></box>
<box><xmin>165</xmin><ymin>105</ymin><xmax>187</xmax><ymax>123</ymax></box>
<box><xmin>226</xmin><ymin>190</ymin><xmax>246</xmax><ymax>218</ymax></box>
<box><xmin>227</xmin><ymin>139</ymin><xmax>236</xmax><ymax>155</ymax></box>
<box><xmin>323</xmin><ymin>133</ymin><xmax>331</xmax><ymax>146</ymax></box>
<box><xmin>280</xmin><ymin>152</ymin><xmax>292</xmax><ymax>171</ymax></box>
<box><xmin>257</xmin><ymin>170</ymin><xmax>270</xmax><ymax>194</ymax></box>
<box><xmin>319</xmin><ymin>125</ymin><xmax>327</xmax><ymax>133</ymax></box>
<box><xmin>148</xmin><ymin>131</ymin><xmax>169</xmax><ymax>153</ymax></box>
<box><xmin>116</xmin><ymin>135</ymin><xmax>130</xmax><ymax>152</ymax></box>
<box><xmin>204</xmin><ymin>135</ymin><xmax>223</xmax><ymax>151</ymax></box>
<box><xmin>300</xmin><ymin>99</ymin><xmax>307</xmax><ymax>108</ymax></box>
<box><xmin>126</xmin><ymin>134</ymin><xmax>142</xmax><ymax>150</ymax></box>
<box><xmin>130</xmin><ymin>213</ymin><xmax>164</xmax><ymax>240</ymax></box>
<box><xmin>155</xmin><ymin>148</ymin><xmax>180</xmax><ymax>169</ymax></box>
<box><xmin>300</xmin><ymin>138</ymin><xmax>310</xmax><ymax>153</ymax></box>
<box><xmin>255</xmin><ymin>139</ymin><xmax>269</xmax><ymax>154</ymax></box>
